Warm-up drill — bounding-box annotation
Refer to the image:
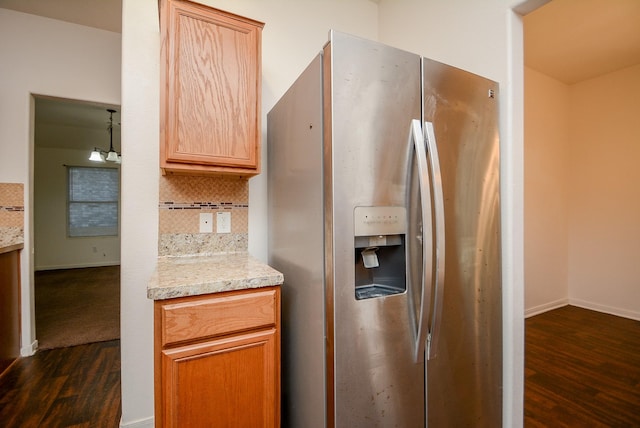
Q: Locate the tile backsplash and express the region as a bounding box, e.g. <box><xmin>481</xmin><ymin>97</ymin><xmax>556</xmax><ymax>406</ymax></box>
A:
<box><xmin>0</xmin><ymin>183</ymin><xmax>24</xmax><ymax>248</ymax></box>
<box><xmin>159</xmin><ymin>175</ymin><xmax>248</xmax><ymax>256</ymax></box>
<box><xmin>0</xmin><ymin>183</ymin><xmax>24</xmax><ymax>227</ymax></box>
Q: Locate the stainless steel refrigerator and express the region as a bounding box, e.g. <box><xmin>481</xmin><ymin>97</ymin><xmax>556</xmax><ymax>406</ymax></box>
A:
<box><xmin>267</xmin><ymin>31</ymin><xmax>502</xmax><ymax>428</ymax></box>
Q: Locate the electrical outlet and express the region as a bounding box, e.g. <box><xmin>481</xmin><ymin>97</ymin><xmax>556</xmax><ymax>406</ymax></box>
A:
<box><xmin>217</xmin><ymin>211</ymin><xmax>231</xmax><ymax>234</ymax></box>
<box><xmin>199</xmin><ymin>213</ymin><xmax>213</xmax><ymax>233</ymax></box>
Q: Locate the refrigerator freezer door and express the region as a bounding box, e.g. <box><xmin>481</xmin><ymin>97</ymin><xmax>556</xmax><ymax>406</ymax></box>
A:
<box><xmin>327</xmin><ymin>31</ymin><xmax>425</xmax><ymax>428</ymax></box>
<box><xmin>422</xmin><ymin>58</ymin><xmax>502</xmax><ymax>428</ymax></box>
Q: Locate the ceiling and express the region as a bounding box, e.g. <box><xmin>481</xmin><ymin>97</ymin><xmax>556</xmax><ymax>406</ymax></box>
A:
<box><xmin>34</xmin><ymin>97</ymin><xmax>121</xmax><ymax>152</ymax></box>
<box><xmin>3</xmin><ymin>0</ymin><xmax>638</xmax><ymax>152</ymax></box>
<box><xmin>524</xmin><ymin>0</ymin><xmax>640</xmax><ymax>84</ymax></box>
<box><xmin>0</xmin><ymin>0</ymin><xmax>121</xmax><ymax>33</ymax></box>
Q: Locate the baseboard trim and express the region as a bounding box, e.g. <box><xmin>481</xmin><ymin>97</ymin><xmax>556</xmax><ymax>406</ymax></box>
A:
<box><xmin>569</xmin><ymin>298</ymin><xmax>640</xmax><ymax>321</ymax></box>
<box><xmin>35</xmin><ymin>261</ymin><xmax>121</xmax><ymax>271</ymax></box>
<box><xmin>120</xmin><ymin>416</ymin><xmax>154</xmax><ymax>428</ymax></box>
<box><xmin>525</xmin><ymin>298</ymin><xmax>640</xmax><ymax>321</ymax></box>
<box><xmin>20</xmin><ymin>339</ymin><xmax>38</xmax><ymax>356</ymax></box>
<box><xmin>525</xmin><ymin>299</ymin><xmax>569</xmax><ymax>318</ymax></box>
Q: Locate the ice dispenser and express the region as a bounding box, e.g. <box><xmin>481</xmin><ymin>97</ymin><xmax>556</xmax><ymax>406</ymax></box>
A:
<box><xmin>354</xmin><ymin>206</ymin><xmax>407</xmax><ymax>300</ymax></box>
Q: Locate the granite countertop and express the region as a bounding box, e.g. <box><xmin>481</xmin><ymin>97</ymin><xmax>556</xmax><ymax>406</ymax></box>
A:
<box><xmin>147</xmin><ymin>252</ymin><xmax>284</xmax><ymax>300</ymax></box>
<box><xmin>0</xmin><ymin>227</ymin><xmax>24</xmax><ymax>255</ymax></box>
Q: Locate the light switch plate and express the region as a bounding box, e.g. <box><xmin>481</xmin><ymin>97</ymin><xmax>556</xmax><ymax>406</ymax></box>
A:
<box><xmin>217</xmin><ymin>211</ymin><xmax>231</xmax><ymax>234</ymax></box>
<box><xmin>199</xmin><ymin>213</ymin><xmax>213</xmax><ymax>233</ymax></box>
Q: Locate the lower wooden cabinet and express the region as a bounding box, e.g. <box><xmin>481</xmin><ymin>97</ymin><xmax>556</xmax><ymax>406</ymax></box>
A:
<box><xmin>154</xmin><ymin>286</ymin><xmax>280</xmax><ymax>427</ymax></box>
<box><xmin>0</xmin><ymin>248</ymin><xmax>21</xmax><ymax>375</ymax></box>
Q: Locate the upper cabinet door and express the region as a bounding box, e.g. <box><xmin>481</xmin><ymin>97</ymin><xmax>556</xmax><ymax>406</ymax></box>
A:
<box><xmin>160</xmin><ymin>0</ymin><xmax>264</xmax><ymax>176</ymax></box>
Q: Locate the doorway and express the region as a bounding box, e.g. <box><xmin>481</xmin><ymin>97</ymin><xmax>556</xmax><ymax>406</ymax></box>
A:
<box><xmin>33</xmin><ymin>96</ymin><xmax>121</xmax><ymax>350</ymax></box>
<box><xmin>522</xmin><ymin>0</ymin><xmax>640</xmax><ymax>319</ymax></box>
<box><xmin>522</xmin><ymin>0</ymin><xmax>640</xmax><ymax>424</ymax></box>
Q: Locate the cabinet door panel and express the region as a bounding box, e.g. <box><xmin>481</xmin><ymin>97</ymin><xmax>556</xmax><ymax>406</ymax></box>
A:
<box><xmin>164</xmin><ymin>0</ymin><xmax>262</xmax><ymax>170</ymax></box>
<box><xmin>0</xmin><ymin>250</ymin><xmax>21</xmax><ymax>374</ymax></box>
<box><xmin>162</xmin><ymin>329</ymin><xmax>277</xmax><ymax>427</ymax></box>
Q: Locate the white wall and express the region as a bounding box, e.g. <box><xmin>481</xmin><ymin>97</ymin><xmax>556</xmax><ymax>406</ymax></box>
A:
<box><xmin>0</xmin><ymin>8</ymin><xmax>121</xmax><ymax>355</ymax></box>
<box><xmin>120</xmin><ymin>1</ymin><xmax>158</xmax><ymax>425</ymax></box>
<box><xmin>524</xmin><ymin>66</ymin><xmax>570</xmax><ymax>315</ymax></box>
<box><xmin>567</xmin><ymin>64</ymin><xmax>640</xmax><ymax>320</ymax></box>
<box><xmin>377</xmin><ymin>1</ymin><xmax>525</xmax><ymax>426</ymax></box>
<box><xmin>34</xmin><ymin>147</ymin><xmax>121</xmax><ymax>270</ymax></box>
<box><xmin>523</xmin><ymin>64</ymin><xmax>640</xmax><ymax>321</ymax></box>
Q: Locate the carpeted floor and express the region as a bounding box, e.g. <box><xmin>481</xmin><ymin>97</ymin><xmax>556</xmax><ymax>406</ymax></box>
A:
<box><xmin>35</xmin><ymin>265</ymin><xmax>120</xmax><ymax>350</ymax></box>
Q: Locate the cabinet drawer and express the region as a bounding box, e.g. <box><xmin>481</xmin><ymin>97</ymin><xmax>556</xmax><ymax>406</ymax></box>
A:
<box><xmin>160</xmin><ymin>288</ymin><xmax>276</xmax><ymax>346</ymax></box>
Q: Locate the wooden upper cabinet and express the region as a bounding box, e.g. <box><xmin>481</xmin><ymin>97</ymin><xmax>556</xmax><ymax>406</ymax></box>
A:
<box><xmin>160</xmin><ymin>0</ymin><xmax>264</xmax><ymax>176</ymax></box>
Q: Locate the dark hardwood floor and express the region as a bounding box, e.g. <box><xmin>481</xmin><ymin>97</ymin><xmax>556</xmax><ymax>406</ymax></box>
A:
<box><xmin>1</xmin><ymin>304</ymin><xmax>637</xmax><ymax>426</ymax></box>
<box><xmin>0</xmin><ymin>340</ymin><xmax>121</xmax><ymax>427</ymax></box>
<box><xmin>525</xmin><ymin>305</ymin><xmax>640</xmax><ymax>427</ymax></box>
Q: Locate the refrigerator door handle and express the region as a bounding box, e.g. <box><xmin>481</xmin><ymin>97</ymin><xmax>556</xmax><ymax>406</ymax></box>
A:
<box><xmin>409</xmin><ymin>119</ymin><xmax>433</xmax><ymax>363</ymax></box>
<box><xmin>424</xmin><ymin>121</ymin><xmax>446</xmax><ymax>360</ymax></box>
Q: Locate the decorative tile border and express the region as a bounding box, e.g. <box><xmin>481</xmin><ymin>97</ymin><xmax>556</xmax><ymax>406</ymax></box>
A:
<box><xmin>159</xmin><ymin>202</ymin><xmax>248</xmax><ymax>210</ymax></box>
<box><xmin>0</xmin><ymin>206</ymin><xmax>25</xmax><ymax>212</ymax></box>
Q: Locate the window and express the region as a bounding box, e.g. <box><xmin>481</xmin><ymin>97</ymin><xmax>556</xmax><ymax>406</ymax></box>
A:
<box><xmin>67</xmin><ymin>166</ymin><xmax>119</xmax><ymax>237</ymax></box>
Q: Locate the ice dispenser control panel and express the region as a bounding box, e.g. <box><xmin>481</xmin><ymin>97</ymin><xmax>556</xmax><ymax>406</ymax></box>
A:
<box><xmin>354</xmin><ymin>206</ymin><xmax>406</xmax><ymax>237</ymax></box>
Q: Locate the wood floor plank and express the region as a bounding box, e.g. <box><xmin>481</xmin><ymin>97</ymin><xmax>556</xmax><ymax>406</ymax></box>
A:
<box><xmin>525</xmin><ymin>305</ymin><xmax>640</xmax><ymax>427</ymax></box>
<box><xmin>0</xmin><ymin>340</ymin><xmax>121</xmax><ymax>427</ymax></box>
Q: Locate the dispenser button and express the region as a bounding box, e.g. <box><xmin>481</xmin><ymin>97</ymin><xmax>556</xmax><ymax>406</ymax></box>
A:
<box><xmin>361</xmin><ymin>247</ymin><xmax>380</xmax><ymax>268</ymax></box>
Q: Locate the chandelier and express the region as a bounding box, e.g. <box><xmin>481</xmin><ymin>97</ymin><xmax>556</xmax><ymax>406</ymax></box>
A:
<box><xmin>89</xmin><ymin>108</ymin><xmax>121</xmax><ymax>163</ymax></box>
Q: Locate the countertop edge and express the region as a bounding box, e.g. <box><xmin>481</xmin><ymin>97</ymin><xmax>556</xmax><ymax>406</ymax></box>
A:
<box><xmin>147</xmin><ymin>275</ymin><xmax>283</xmax><ymax>300</ymax></box>
<box><xmin>147</xmin><ymin>252</ymin><xmax>284</xmax><ymax>301</ymax></box>
<box><xmin>0</xmin><ymin>242</ymin><xmax>24</xmax><ymax>255</ymax></box>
